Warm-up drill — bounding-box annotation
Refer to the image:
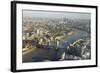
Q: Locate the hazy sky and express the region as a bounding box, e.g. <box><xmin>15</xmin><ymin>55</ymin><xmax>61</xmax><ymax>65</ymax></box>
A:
<box><xmin>23</xmin><ymin>10</ymin><xmax>91</xmax><ymax>19</ymax></box>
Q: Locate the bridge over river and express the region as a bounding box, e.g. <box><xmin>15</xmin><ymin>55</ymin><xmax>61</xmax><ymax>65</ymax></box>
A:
<box><xmin>23</xmin><ymin>29</ymin><xmax>90</xmax><ymax>62</ymax></box>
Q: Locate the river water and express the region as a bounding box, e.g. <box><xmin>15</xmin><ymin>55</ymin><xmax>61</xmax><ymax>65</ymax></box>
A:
<box><xmin>59</xmin><ymin>29</ymin><xmax>89</xmax><ymax>48</ymax></box>
<box><xmin>24</xmin><ymin>29</ymin><xmax>90</xmax><ymax>62</ymax></box>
